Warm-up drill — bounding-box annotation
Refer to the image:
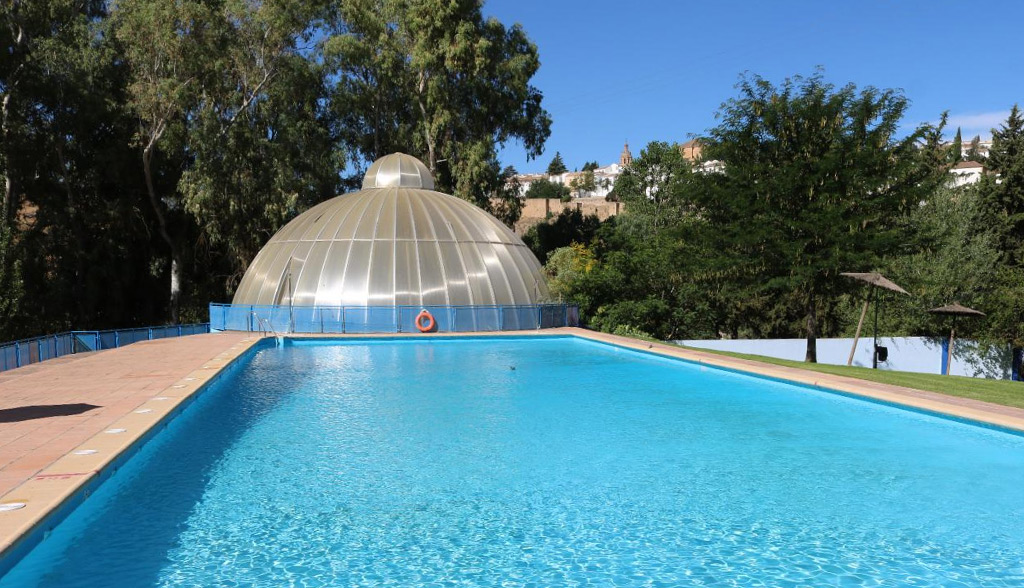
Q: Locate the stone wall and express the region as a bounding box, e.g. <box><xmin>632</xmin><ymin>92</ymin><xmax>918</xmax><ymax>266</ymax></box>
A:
<box><xmin>513</xmin><ymin>198</ymin><xmax>625</xmax><ymax>235</ymax></box>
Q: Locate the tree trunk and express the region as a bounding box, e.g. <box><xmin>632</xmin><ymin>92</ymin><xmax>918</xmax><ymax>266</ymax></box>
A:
<box><xmin>805</xmin><ymin>288</ymin><xmax>818</xmax><ymax>363</ymax></box>
<box><xmin>142</xmin><ymin>141</ymin><xmax>181</xmax><ymax>323</ymax></box>
<box><xmin>1</xmin><ymin>93</ymin><xmax>14</xmax><ymax>222</ymax></box>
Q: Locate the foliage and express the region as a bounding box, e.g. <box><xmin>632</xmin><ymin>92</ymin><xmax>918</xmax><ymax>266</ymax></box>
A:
<box><xmin>523</xmin><ymin>178</ymin><xmax>569</xmax><ymax>200</ymax></box>
<box><xmin>965</xmin><ymin>135</ymin><xmax>984</xmax><ymax>162</ymax></box>
<box><xmin>178</xmin><ymin>0</ymin><xmax>342</xmax><ymax>291</ymax></box>
<box><xmin>488</xmin><ymin>165</ymin><xmax>524</xmax><ymax>227</ymax></box>
<box><xmin>568</xmin><ymin>170</ymin><xmax>596</xmax><ymax>197</ymax></box>
<box><xmin>977</xmin><ymin>105</ymin><xmax>1024</xmax><ymax>268</ymax></box>
<box><xmin>0</xmin><ymin>0</ymin><xmax>548</xmax><ymax>337</ymax></box>
<box><xmin>971</xmin><ymin>106</ymin><xmax>1024</xmax><ymax>348</ymax></box>
<box><xmin>546</xmin><ymin>151</ymin><xmax>567</xmax><ymax>175</ymax></box>
<box><xmin>581</xmin><ymin>160</ymin><xmax>599</xmax><ymax>172</ymax></box>
<box><xmin>694</xmin><ymin>71</ymin><xmax>947</xmax><ymax>361</ymax></box>
<box><xmin>543</xmin><ymin>243</ymin><xmax>596</xmax><ymax>301</ymax></box>
<box><xmin>325</xmin><ymin>0</ymin><xmax>551</xmax><ymax>217</ymax></box>
<box><xmin>612</xmin><ymin>141</ymin><xmax>695</xmax><ymax>234</ymax></box>
<box><xmin>523</xmin><ymin>208</ymin><xmax>603</xmax><ymax>263</ymax></box>
<box><xmin>543</xmin><ymin>216</ymin><xmax>719</xmax><ymax>340</ymax></box>
<box><xmin>0</xmin><ymin>218</ymin><xmax>21</xmax><ymax>335</ymax></box>
<box><xmin>869</xmin><ymin>184</ymin><xmax>1001</xmax><ymax>338</ymax></box>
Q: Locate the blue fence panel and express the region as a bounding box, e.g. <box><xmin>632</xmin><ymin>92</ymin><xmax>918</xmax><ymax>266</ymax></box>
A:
<box><xmin>72</xmin><ymin>332</ymin><xmax>100</xmax><ymax>352</ymax></box>
<box><xmin>0</xmin><ymin>323</ymin><xmax>210</xmax><ymax>373</ymax></box>
<box><xmin>208</xmin><ymin>302</ymin><xmax>578</xmax><ymax>334</ymax></box>
<box><xmin>398</xmin><ymin>306</ymin><xmax>454</xmax><ymax>333</ymax></box>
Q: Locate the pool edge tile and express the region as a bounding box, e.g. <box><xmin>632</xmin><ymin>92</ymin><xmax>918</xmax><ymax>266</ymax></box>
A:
<box><xmin>0</xmin><ymin>336</ymin><xmax>264</xmax><ymax>569</ymax></box>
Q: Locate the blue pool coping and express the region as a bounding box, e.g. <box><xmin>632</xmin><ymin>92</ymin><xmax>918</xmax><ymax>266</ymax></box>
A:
<box><xmin>2</xmin><ymin>332</ymin><xmax>1022</xmax><ymax>579</ymax></box>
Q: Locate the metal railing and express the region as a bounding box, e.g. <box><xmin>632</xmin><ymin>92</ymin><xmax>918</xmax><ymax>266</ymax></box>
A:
<box><xmin>210</xmin><ymin>303</ymin><xmax>580</xmax><ymax>334</ymax></box>
<box><xmin>0</xmin><ymin>323</ymin><xmax>210</xmax><ymax>373</ymax></box>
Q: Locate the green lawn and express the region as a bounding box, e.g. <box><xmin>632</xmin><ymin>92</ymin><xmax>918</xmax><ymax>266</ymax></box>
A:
<box><xmin>681</xmin><ymin>346</ymin><xmax>1024</xmax><ymax>410</ymax></box>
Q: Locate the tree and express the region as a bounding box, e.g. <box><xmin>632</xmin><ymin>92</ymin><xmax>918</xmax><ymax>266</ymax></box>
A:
<box><xmin>110</xmin><ymin>0</ymin><xmax>216</xmax><ymax>322</ymax></box>
<box><xmin>974</xmin><ymin>106</ymin><xmax>1024</xmax><ymax>351</ymax></box>
<box><xmin>547</xmin><ymin>151</ymin><xmax>567</xmax><ymax>175</ymax></box>
<box><xmin>977</xmin><ymin>105</ymin><xmax>1024</xmax><ymax>267</ymax></box>
<box><xmin>874</xmin><ymin>184</ymin><xmax>1001</xmax><ymax>337</ymax></box>
<box><xmin>488</xmin><ymin>165</ymin><xmax>523</xmax><ymax>228</ymax></box>
<box><xmin>966</xmin><ymin>135</ymin><xmax>984</xmax><ymax>162</ymax></box>
<box><xmin>0</xmin><ymin>0</ymin><xmax>169</xmax><ymax>337</ymax></box>
<box><xmin>523</xmin><ymin>208</ymin><xmax>603</xmax><ymax>263</ymax></box>
<box><xmin>581</xmin><ymin>160</ymin><xmax>599</xmax><ymax>172</ymax></box>
<box><xmin>180</xmin><ymin>0</ymin><xmax>341</xmax><ymax>291</ymax></box>
<box><xmin>0</xmin><ymin>218</ymin><xmax>21</xmax><ymax>336</ymax></box>
<box><xmin>523</xmin><ymin>178</ymin><xmax>569</xmax><ymax>200</ymax></box>
<box><xmin>696</xmin><ymin>71</ymin><xmax>947</xmax><ymax>362</ymax></box>
<box><xmin>326</xmin><ymin>0</ymin><xmax>551</xmax><ymax>214</ymax></box>
<box><xmin>568</xmin><ymin>170</ymin><xmax>596</xmax><ymax>197</ymax></box>
<box><xmin>951</xmin><ymin>127</ymin><xmax>963</xmax><ymax>163</ymax></box>
<box><xmin>612</xmin><ymin>141</ymin><xmax>693</xmax><ymax>233</ymax></box>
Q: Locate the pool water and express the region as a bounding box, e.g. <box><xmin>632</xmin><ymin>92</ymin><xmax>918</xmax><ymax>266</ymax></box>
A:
<box><xmin>3</xmin><ymin>336</ymin><xmax>1024</xmax><ymax>587</ymax></box>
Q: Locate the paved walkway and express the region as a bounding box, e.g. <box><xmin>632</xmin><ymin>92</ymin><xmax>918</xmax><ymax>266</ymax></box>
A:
<box><xmin>0</xmin><ymin>332</ymin><xmax>253</xmax><ymax>496</ymax></box>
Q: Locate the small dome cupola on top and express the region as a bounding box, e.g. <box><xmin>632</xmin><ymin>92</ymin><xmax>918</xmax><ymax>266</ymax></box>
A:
<box><xmin>361</xmin><ymin>152</ymin><xmax>435</xmax><ymax>190</ymax></box>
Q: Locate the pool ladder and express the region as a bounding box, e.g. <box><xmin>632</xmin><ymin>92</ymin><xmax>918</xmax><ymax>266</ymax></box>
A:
<box><xmin>250</xmin><ymin>312</ymin><xmax>280</xmax><ymax>338</ymax></box>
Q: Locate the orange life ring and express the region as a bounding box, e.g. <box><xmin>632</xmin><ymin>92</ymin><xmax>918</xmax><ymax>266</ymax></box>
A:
<box><xmin>415</xmin><ymin>309</ymin><xmax>436</xmax><ymax>333</ymax></box>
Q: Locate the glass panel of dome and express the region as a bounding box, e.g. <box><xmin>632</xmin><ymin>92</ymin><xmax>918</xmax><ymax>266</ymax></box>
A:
<box><xmin>339</xmin><ymin>240</ymin><xmax>372</xmax><ymax>306</ymax></box>
<box><xmin>374</xmin><ymin>192</ymin><xmax>397</xmax><ymax>241</ymax></box>
<box><xmin>421</xmin><ymin>198</ymin><xmax>457</xmax><ymax>242</ymax></box>
<box><xmin>393</xmin><ymin>241</ymin><xmax>420</xmax><ymax>306</ymax></box>
<box><xmin>367</xmin><ymin>240</ymin><xmax>395</xmax><ymax>305</ymax></box>
<box><xmin>333</xmin><ymin>194</ymin><xmax>372</xmax><ymax>242</ymax></box>
<box><xmin>456</xmin><ymin>241</ymin><xmax>493</xmax><ymax>305</ymax></box>
<box><xmin>415</xmin><ymin>240</ymin><xmax>449</xmax><ymax>305</ymax></box>
<box><xmin>437</xmin><ymin>242</ymin><xmax>471</xmax><ymax>304</ymax></box>
<box><xmin>491</xmin><ymin>244</ymin><xmax>531</xmax><ymax>303</ymax></box>
<box><xmin>394</xmin><ymin>191</ymin><xmax>415</xmax><ymax>241</ymax></box>
<box><xmin>406</xmin><ymin>193</ymin><xmax>436</xmax><ymax>241</ymax></box>
<box><xmin>478</xmin><ymin>242</ymin><xmax>515</xmax><ymax>305</ymax></box>
<box><xmin>314</xmin><ymin>241</ymin><xmax>351</xmax><ymax>306</ymax></box>
<box><xmin>291</xmin><ymin>243</ymin><xmax>325</xmax><ymax>305</ymax></box>
<box><xmin>354</xmin><ymin>191</ymin><xmax>386</xmax><ymax>241</ymax></box>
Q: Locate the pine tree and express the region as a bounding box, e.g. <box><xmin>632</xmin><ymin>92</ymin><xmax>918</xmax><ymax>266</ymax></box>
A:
<box><xmin>547</xmin><ymin>151</ymin><xmax>568</xmax><ymax>175</ymax></box>
<box><xmin>951</xmin><ymin>127</ymin><xmax>963</xmax><ymax>163</ymax></box>
<box><xmin>966</xmin><ymin>135</ymin><xmax>983</xmax><ymax>162</ymax></box>
<box><xmin>978</xmin><ymin>105</ymin><xmax>1024</xmax><ymax>267</ymax></box>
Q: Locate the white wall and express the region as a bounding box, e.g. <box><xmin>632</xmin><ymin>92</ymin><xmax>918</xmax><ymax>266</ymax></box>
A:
<box><xmin>675</xmin><ymin>336</ymin><xmax>1013</xmax><ymax>380</ymax></box>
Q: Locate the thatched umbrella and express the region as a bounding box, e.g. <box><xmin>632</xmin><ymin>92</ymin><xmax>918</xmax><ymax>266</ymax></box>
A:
<box><xmin>928</xmin><ymin>303</ymin><xmax>985</xmax><ymax>375</ymax></box>
<box><xmin>840</xmin><ymin>272</ymin><xmax>909</xmax><ymax>369</ymax></box>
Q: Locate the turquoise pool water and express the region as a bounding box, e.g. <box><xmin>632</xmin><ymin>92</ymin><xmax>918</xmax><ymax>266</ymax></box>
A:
<box><xmin>2</xmin><ymin>336</ymin><xmax>1023</xmax><ymax>587</ymax></box>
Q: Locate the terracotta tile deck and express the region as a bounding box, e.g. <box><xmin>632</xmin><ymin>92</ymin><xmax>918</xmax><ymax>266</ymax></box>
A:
<box><xmin>0</xmin><ymin>332</ymin><xmax>254</xmax><ymax>497</ymax></box>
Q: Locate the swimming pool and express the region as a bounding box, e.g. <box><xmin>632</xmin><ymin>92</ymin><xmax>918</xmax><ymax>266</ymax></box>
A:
<box><xmin>2</xmin><ymin>335</ymin><xmax>1023</xmax><ymax>586</ymax></box>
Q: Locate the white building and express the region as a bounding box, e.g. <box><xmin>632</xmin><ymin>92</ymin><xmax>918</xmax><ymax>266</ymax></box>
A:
<box><xmin>514</xmin><ymin>142</ymin><xmax>634</xmax><ymax>200</ymax></box>
<box><xmin>949</xmin><ymin>160</ymin><xmax>985</xmax><ymax>187</ymax></box>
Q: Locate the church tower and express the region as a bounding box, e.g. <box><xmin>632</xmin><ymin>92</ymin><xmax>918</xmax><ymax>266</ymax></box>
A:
<box><xmin>619</xmin><ymin>141</ymin><xmax>633</xmax><ymax>167</ymax></box>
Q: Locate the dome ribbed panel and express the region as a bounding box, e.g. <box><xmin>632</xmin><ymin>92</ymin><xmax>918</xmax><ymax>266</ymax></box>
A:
<box><xmin>231</xmin><ymin>186</ymin><xmax>549</xmax><ymax>307</ymax></box>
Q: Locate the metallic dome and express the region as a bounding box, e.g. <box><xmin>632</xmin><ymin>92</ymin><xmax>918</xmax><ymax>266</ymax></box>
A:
<box><xmin>232</xmin><ymin>153</ymin><xmax>548</xmax><ymax>307</ymax></box>
<box><xmin>361</xmin><ymin>152</ymin><xmax>434</xmax><ymax>190</ymax></box>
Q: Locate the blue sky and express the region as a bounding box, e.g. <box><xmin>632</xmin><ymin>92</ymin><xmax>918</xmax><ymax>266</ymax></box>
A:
<box><xmin>484</xmin><ymin>0</ymin><xmax>1024</xmax><ymax>173</ymax></box>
